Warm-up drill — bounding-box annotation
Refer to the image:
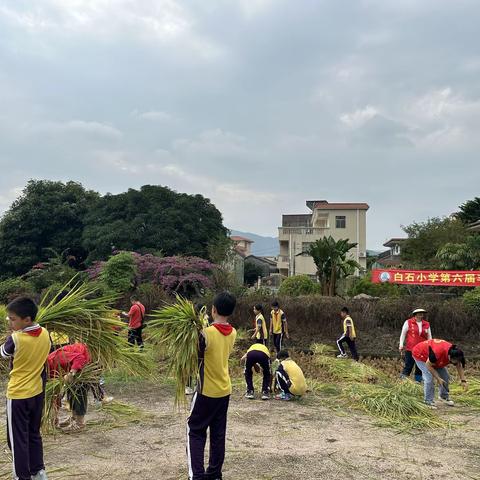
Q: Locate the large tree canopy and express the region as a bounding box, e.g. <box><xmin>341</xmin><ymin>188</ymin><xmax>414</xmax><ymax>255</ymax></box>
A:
<box><xmin>457</xmin><ymin>197</ymin><xmax>480</xmax><ymax>225</ymax></box>
<box><xmin>0</xmin><ymin>180</ymin><xmax>98</xmax><ymax>278</ymax></box>
<box><xmin>0</xmin><ymin>181</ymin><xmax>228</xmax><ymax>278</ymax></box>
<box><xmin>401</xmin><ymin>217</ymin><xmax>469</xmax><ymax>269</ymax></box>
<box><xmin>81</xmin><ymin>185</ymin><xmax>228</xmax><ymax>262</ymax></box>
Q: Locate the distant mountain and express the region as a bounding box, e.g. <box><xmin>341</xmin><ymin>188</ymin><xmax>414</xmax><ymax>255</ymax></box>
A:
<box><xmin>367</xmin><ymin>249</ymin><xmax>384</xmax><ymax>256</ymax></box>
<box><xmin>230</xmin><ymin>230</ymin><xmax>279</xmax><ymax>256</ymax></box>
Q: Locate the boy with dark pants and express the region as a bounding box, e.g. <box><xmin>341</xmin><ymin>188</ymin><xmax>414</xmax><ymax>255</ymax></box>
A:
<box><xmin>270</xmin><ymin>301</ymin><xmax>289</xmax><ymax>354</ymax></box>
<box><xmin>187</xmin><ymin>292</ymin><xmax>237</xmax><ymax>480</ymax></box>
<box><xmin>275</xmin><ymin>350</ymin><xmax>307</xmax><ymax>400</ymax></box>
<box><xmin>123</xmin><ymin>296</ymin><xmax>145</xmax><ymax>348</ymax></box>
<box><xmin>241</xmin><ymin>342</ymin><xmax>271</xmax><ymax>400</ymax></box>
<box><xmin>336</xmin><ymin>307</ymin><xmax>359</xmax><ymax>361</ymax></box>
<box><xmin>0</xmin><ymin>297</ymin><xmax>51</xmax><ymax>480</ymax></box>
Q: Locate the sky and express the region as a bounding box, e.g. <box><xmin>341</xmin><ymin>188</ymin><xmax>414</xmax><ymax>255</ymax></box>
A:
<box><xmin>0</xmin><ymin>0</ymin><xmax>479</xmax><ymax>250</ymax></box>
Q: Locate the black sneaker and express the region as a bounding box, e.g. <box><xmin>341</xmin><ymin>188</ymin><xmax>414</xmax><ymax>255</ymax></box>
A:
<box><xmin>245</xmin><ymin>390</ymin><xmax>255</xmax><ymax>399</ymax></box>
<box><xmin>261</xmin><ymin>391</ymin><xmax>270</xmax><ymax>400</ymax></box>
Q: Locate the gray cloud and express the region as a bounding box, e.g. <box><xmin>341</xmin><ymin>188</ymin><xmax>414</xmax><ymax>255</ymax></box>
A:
<box><xmin>0</xmin><ymin>0</ymin><xmax>479</xmax><ymax>249</ymax></box>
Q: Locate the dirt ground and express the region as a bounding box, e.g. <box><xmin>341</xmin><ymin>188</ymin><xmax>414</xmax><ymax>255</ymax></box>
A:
<box><xmin>2</xmin><ymin>379</ymin><xmax>479</xmax><ymax>480</ymax></box>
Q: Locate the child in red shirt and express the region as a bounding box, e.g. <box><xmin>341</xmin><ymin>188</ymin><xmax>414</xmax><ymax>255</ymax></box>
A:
<box><xmin>123</xmin><ymin>296</ymin><xmax>145</xmax><ymax>348</ymax></box>
<box><xmin>48</xmin><ymin>343</ymin><xmax>91</xmax><ymax>432</ymax></box>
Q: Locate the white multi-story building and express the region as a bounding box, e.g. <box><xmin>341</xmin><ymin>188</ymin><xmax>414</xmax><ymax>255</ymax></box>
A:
<box><xmin>278</xmin><ymin>200</ymin><xmax>369</xmax><ymax>277</ymax></box>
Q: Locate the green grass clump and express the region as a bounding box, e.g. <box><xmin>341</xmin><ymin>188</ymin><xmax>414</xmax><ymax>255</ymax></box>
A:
<box><xmin>148</xmin><ymin>296</ymin><xmax>204</xmax><ymax>406</ymax></box>
<box><xmin>450</xmin><ymin>378</ymin><xmax>480</xmax><ymax>409</ymax></box>
<box><xmin>343</xmin><ymin>382</ymin><xmax>447</xmax><ymax>430</ymax></box>
<box><xmin>311</xmin><ymin>343</ymin><xmax>385</xmax><ymax>384</ymax></box>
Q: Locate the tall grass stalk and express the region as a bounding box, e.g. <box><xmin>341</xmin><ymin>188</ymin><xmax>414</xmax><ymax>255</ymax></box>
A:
<box><xmin>148</xmin><ymin>296</ymin><xmax>204</xmax><ymax>406</ymax></box>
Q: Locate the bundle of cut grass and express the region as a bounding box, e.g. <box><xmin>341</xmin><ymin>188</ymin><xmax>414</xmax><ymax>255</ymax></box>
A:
<box><xmin>450</xmin><ymin>378</ymin><xmax>480</xmax><ymax>409</ymax></box>
<box><xmin>148</xmin><ymin>296</ymin><xmax>204</xmax><ymax>406</ymax></box>
<box><xmin>37</xmin><ymin>280</ymin><xmax>158</xmax><ymax>429</ymax></box>
<box><xmin>311</xmin><ymin>343</ymin><xmax>385</xmax><ymax>384</ymax></box>
<box><xmin>343</xmin><ymin>382</ymin><xmax>447</xmax><ymax>430</ymax></box>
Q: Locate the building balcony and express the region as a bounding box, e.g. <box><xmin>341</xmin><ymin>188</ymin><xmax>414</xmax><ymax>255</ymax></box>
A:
<box><xmin>277</xmin><ymin>255</ymin><xmax>290</xmax><ymax>269</ymax></box>
<box><xmin>278</xmin><ymin>226</ymin><xmax>330</xmax><ymax>240</ymax></box>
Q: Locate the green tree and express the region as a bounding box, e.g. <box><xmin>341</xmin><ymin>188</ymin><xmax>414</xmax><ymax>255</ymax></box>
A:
<box><xmin>0</xmin><ymin>278</ymin><xmax>34</xmax><ymax>304</ymax></box>
<box><xmin>207</xmin><ymin>234</ymin><xmax>234</xmax><ymax>265</ymax></box>
<box><xmin>100</xmin><ymin>252</ymin><xmax>137</xmax><ymax>294</ymax></box>
<box><xmin>0</xmin><ymin>180</ymin><xmax>99</xmax><ymax>278</ymax></box>
<box><xmin>82</xmin><ymin>185</ymin><xmax>228</xmax><ymax>262</ymax></box>
<box><xmin>401</xmin><ymin>217</ymin><xmax>468</xmax><ymax>268</ymax></box>
<box><xmin>457</xmin><ymin>197</ymin><xmax>480</xmax><ymax>225</ymax></box>
<box><xmin>308</xmin><ymin>236</ymin><xmax>360</xmax><ymax>296</ymax></box>
<box><xmin>22</xmin><ymin>249</ymin><xmax>77</xmax><ymax>293</ymax></box>
<box><xmin>244</xmin><ymin>262</ymin><xmax>264</xmax><ymax>286</ymax></box>
<box><xmin>436</xmin><ymin>235</ymin><xmax>480</xmax><ymax>270</ymax></box>
<box><xmin>278</xmin><ymin>275</ymin><xmax>320</xmax><ymax>296</ymax></box>
<box><xmin>349</xmin><ymin>273</ymin><xmax>403</xmax><ymax>297</ymax></box>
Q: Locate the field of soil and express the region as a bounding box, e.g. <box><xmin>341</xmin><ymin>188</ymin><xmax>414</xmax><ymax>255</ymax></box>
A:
<box><xmin>2</xmin><ymin>373</ymin><xmax>479</xmax><ymax>480</ymax></box>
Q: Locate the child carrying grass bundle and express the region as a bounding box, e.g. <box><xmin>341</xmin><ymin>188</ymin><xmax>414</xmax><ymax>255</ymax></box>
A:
<box><xmin>48</xmin><ymin>342</ymin><xmax>91</xmax><ymax>432</ymax></box>
<box><xmin>150</xmin><ymin>292</ymin><xmax>238</xmax><ymax>479</ymax></box>
<box><xmin>187</xmin><ymin>292</ymin><xmax>237</xmax><ymax>480</ymax></box>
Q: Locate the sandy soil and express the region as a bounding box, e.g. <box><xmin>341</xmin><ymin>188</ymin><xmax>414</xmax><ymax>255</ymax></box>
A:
<box><xmin>2</xmin><ymin>380</ymin><xmax>478</xmax><ymax>480</ymax></box>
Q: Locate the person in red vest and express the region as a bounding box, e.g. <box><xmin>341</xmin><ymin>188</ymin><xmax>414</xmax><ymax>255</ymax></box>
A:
<box><xmin>48</xmin><ymin>342</ymin><xmax>91</xmax><ymax>432</ymax></box>
<box><xmin>412</xmin><ymin>339</ymin><xmax>467</xmax><ymax>408</ymax></box>
<box><xmin>399</xmin><ymin>308</ymin><xmax>432</xmax><ymax>382</ymax></box>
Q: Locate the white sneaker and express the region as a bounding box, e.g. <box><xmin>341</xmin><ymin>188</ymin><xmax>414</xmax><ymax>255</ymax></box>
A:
<box><xmin>425</xmin><ymin>401</ymin><xmax>437</xmax><ymax>409</ymax></box>
<box><xmin>31</xmin><ymin>469</ymin><xmax>48</xmax><ymax>480</ymax></box>
<box><xmin>337</xmin><ymin>353</ymin><xmax>347</xmax><ymax>358</ymax></box>
<box><xmin>439</xmin><ymin>397</ymin><xmax>455</xmax><ymax>406</ymax></box>
<box><xmin>102</xmin><ymin>396</ymin><xmax>114</xmax><ymax>404</ymax></box>
<box><xmin>185</xmin><ymin>386</ymin><xmax>194</xmax><ymax>395</ymax></box>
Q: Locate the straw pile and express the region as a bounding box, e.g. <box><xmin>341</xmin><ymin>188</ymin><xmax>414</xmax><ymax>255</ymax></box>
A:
<box><xmin>309</xmin><ymin>343</ymin><xmax>448</xmax><ymax>430</ymax></box>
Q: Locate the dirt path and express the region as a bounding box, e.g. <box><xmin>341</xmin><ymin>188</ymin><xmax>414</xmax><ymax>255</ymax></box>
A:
<box><xmin>2</xmin><ymin>381</ymin><xmax>478</xmax><ymax>480</ymax></box>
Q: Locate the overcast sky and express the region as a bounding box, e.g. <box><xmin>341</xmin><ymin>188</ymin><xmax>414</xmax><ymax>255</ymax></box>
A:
<box><xmin>0</xmin><ymin>1</ymin><xmax>479</xmax><ymax>250</ymax></box>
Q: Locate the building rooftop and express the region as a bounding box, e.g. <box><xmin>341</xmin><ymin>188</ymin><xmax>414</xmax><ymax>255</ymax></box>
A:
<box><xmin>230</xmin><ymin>235</ymin><xmax>254</xmax><ymax>243</ymax></box>
<box><xmin>468</xmin><ymin>220</ymin><xmax>480</xmax><ymax>231</ymax></box>
<box><xmin>383</xmin><ymin>238</ymin><xmax>407</xmax><ymax>247</ymax></box>
<box><xmin>306</xmin><ymin>200</ymin><xmax>370</xmax><ymax>211</ymax></box>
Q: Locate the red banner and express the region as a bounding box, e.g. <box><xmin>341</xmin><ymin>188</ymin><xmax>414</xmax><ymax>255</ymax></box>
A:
<box><xmin>372</xmin><ymin>269</ymin><xmax>480</xmax><ymax>287</ymax></box>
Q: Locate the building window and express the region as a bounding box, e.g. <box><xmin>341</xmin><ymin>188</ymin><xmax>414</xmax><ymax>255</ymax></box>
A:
<box><xmin>336</xmin><ymin>216</ymin><xmax>346</xmax><ymax>228</ymax></box>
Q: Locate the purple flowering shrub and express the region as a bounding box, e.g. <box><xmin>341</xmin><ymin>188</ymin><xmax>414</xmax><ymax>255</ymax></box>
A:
<box><xmin>87</xmin><ymin>252</ymin><xmax>217</xmax><ymax>295</ymax></box>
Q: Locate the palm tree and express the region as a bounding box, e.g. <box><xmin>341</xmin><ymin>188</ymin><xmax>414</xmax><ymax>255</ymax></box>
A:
<box><xmin>308</xmin><ymin>236</ymin><xmax>360</xmax><ymax>296</ymax></box>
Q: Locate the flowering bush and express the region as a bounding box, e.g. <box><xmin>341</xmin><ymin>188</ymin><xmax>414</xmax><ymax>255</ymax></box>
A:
<box><xmin>88</xmin><ymin>252</ymin><xmax>217</xmax><ymax>296</ymax></box>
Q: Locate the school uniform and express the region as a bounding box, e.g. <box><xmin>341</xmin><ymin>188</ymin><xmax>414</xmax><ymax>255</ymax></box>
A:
<box><xmin>187</xmin><ymin>323</ymin><xmax>237</xmax><ymax>480</ymax></box>
<box><xmin>399</xmin><ymin>317</ymin><xmax>432</xmax><ymax>382</ymax></box>
<box><xmin>270</xmin><ymin>309</ymin><xmax>287</xmax><ymax>353</ymax></box>
<box><xmin>275</xmin><ymin>358</ymin><xmax>307</xmax><ymax>397</ymax></box>
<box><xmin>1</xmin><ymin>324</ymin><xmax>51</xmax><ymax>480</ymax></box>
<box><xmin>244</xmin><ymin>343</ymin><xmax>271</xmax><ymax>394</ymax></box>
<box><xmin>336</xmin><ymin>315</ymin><xmax>359</xmax><ymax>360</ymax></box>
<box><xmin>48</xmin><ymin>343</ymin><xmax>91</xmax><ymax>417</ymax></box>
<box><xmin>254</xmin><ymin>313</ymin><xmax>268</xmax><ymax>346</ymax></box>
